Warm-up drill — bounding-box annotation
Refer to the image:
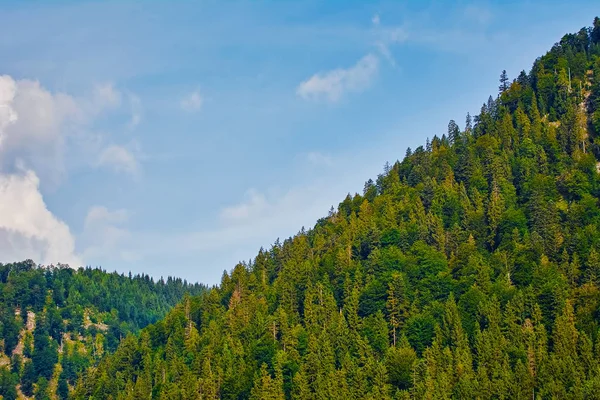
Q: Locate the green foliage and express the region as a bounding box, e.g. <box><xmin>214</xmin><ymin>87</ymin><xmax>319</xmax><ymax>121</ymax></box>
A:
<box><xmin>0</xmin><ymin>263</ymin><xmax>205</xmax><ymax>398</ymax></box>
<box><xmin>0</xmin><ymin>368</ymin><xmax>18</xmax><ymax>400</ymax></box>
<box><xmin>20</xmin><ymin>360</ymin><xmax>35</xmax><ymax>397</ymax></box>
<box><xmin>71</xmin><ymin>18</ymin><xmax>600</xmax><ymax>399</ymax></box>
<box><xmin>12</xmin><ymin>16</ymin><xmax>600</xmax><ymax>400</ymax></box>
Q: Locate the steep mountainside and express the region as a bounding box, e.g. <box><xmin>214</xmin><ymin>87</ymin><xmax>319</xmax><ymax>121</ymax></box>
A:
<box><xmin>7</xmin><ymin>17</ymin><xmax>600</xmax><ymax>400</ymax></box>
<box><xmin>70</xmin><ymin>16</ymin><xmax>600</xmax><ymax>400</ymax></box>
<box><xmin>0</xmin><ymin>261</ymin><xmax>205</xmax><ymax>399</ymax></box>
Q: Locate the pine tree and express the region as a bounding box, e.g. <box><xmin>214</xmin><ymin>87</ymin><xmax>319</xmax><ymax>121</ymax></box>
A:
<box><xmin>448</xmin><ymin>119</ymin><xmax>460</xmax><ymax>145</ymax></box>
<box><xmin>465</xmin><ymin>112</ymin><xmax>473</xmax><ymax>134</ymax></box>
<box><xmin>0</xmin><ymin>368</ymin><xmax>18</xmax><ymax>400</ymax></box>
<box><xmin>386</xmin><ymin>336</ymin><xmax>417</xmax><ymax>391</ymax></box>
<box><xmin>486</xmin><ymin>179</ymin><xmax>505</xmax><ymax>248</ymax></box>
<box><xmin>586</xmin><ymin>247</ymin><xmax>600</xmax><ymax>284</ymax></box>
<box><xmin>386</xmin><ymin>273</ymin><xmax>410</xmax><ymax>346</ymax></box>
<box><xmin>292</xmin><ymin>369</ymin><xmax>312</xmax><ymax>400</ymax></box>
<box><xmin>57</xmin><ymin>371</ymin><xmax>69</xmax><ymax>400</ymax></box>
<box><xmin>592</xmin><ymin>17</ymin><xmax>600</xmax><ymax>44</ymax></box>
<box><xmin>499</xmin><ymin>69</ymin><xmax>510</xmax><ymax>93</ymax></box>
<box><xmin>20</xmin><ymin>360</ymin><xmax>36</xmax><ymax>397</ymax></box>
<box><xmin>35</xmin><ymin>377</ymin><xmax>51</xmax><ymax>400</ymax></box>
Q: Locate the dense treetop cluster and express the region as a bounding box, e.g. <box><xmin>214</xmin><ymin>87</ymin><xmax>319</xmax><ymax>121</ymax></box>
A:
<box><xmin>0</xmin><ymin>261</ymin><xmax>204</xmax><ymax>399</ymax></box>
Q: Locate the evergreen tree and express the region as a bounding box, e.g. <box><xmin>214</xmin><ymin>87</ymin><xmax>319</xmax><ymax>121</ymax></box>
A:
<box><xmin>592</xmin><ymin>17</ymin><xmax>600</xmax><ymax>44</ymax></box>
<box><xmin>20</xmin><ymin>361</ymin><xmax>35</xmax><ymax>397</ymax></box>
<box><xmin>499</xmin><ymin>69</ymin><xmax>509</xmax><ymax>93</ymax></box>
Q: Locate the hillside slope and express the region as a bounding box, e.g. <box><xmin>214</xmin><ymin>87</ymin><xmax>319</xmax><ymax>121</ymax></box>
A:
<box><xmin>0</xmin><ymin>261</ymin><xmax>205</xmax><ymax>399</ymax></box>
<box><xmin>70</xmin><ymin>17</ymin><xmax>600</xmax><ymax>399</ymax></box>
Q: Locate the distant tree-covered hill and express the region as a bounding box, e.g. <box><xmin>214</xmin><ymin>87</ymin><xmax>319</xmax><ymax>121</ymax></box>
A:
<box><xmin>0</xmin><ymin>260</ymin><xmax>205</xmax><ymax>399</ymax></box>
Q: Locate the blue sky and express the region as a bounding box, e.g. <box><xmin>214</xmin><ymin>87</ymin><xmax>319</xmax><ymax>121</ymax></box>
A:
<box><xmin>0</xmin><ymin>1</ymin><xmax>596</xmax><ymax>285</ymax></box>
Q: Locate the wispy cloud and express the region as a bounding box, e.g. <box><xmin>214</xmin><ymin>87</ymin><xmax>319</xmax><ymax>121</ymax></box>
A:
<box><xmin>92</xmin><ymin>82</ymin><xmax>122</xmax><ymax>109</ymax></box>
<box><xmin>180</xmin><ymin>90</ymin><xmax>203</xmax><ymax>112</ymax></box>
<box><xmin>297</xmin><ymin>54</ymin><xmax>379</xmax><ymax>102</ymax></box>
<box><xmin>82</xmin><ymin>205</ymin><xmax>137</xmax><ymax>263</ymax></box>
<box><xmin>94</xmin><ymin>139</ymin><xmax>400</xmax><ymax>283</ymax></box>
<box><xmin>296</xmin><ymin>11</ymin><xmax>414</xmax><ymax>101</ymax></box>
<box><xmin>370</xmin><ymin>5</ymin><xmax>495</xmax><ymax>63</ymax></box>
<box><xmin>372</xmin><ymin>14</ymin><xmax>380</xmax><ymax>26</ymax></box>
<box><xmin>220</xmin><ymin>189</ymin><xmax>268</xmax><ymax>223</ymax></box>
<box><xmin>306</xmin><ymin>151</ymin><xmax>333</xmax><ymax>167</ymax></box>
<box><xmin>96</xmin><ymin>144</ymin><xmax>140</xmax><ymax>177</ymax></box>
<box><xmin>371</xmin><ymin>13</ymin><xmax>409</xmax><ymax>67</ymax></box>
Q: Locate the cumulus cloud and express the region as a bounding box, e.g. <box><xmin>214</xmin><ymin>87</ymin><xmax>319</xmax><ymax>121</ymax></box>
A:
<box><xmin>181</xmin><ymin>90</ymin><xmax>203</xmax><ymax>112</ymax></box>
<box><xmin>0</xmin><ymin>74</ymin><xmax>138</xmax><ymax>267</ymax></box>
<box><xmin>297</xmin><ymin>54</ymin><xmax>379</xmax><ymax>102</ymax></box>
<box><xmin>97</xmin><ymin>144</ymin><xmax>140</xmax><ymax>176</ymax></box>
<box><xmin>0</xmin><ymin>75</ymin><xmax>86</xmax><ymax>266</ymax></box>
<box><xmin>0</xmin><ymin>76</ymin><xmax>79</xmax><ymax>183</ymax></box>
<box><xmin>0</xmin><ymin>75</ymin><xmax>129</xmax><ymax>187</ymax></box>
<box><xmin>0</xmin><ymin>76</ymin><xmax>18</xmax><ymax>145</ymax></box>
<box><xmin>0</xmin><ymin>170</ymin><xmax>81</xmax><ymax>266</ymax></box>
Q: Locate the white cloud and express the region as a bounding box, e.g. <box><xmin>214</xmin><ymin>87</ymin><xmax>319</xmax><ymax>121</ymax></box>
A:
<box><xmin>0</xmin><ymin>76</ymin><xmax>79</xmax><ymax>181</ymax></box>
<box><xmin>92</xmin><ymin>82</ymin><xmax>121</xmax><ymax>109</ymax></box>
<box><xmin>375</xmin><ymin>42</ymin><xmax>395</xmax><ymax>66</ymax></box>
<box><xmin>220</xmin><ymin>189</ymin><xmax>268</xmax><ymax>223</ymax></box>
<box><xmin>373</xmin><ymin>23</ymin><xmax>409</xmax><ymax>67</ymax></box>
<box><xmin>0</xmin><ymin>75</ymin><xmax>88</xmax><ymax>267</ymax></box>
<box><xmin>84</xmin><ymin>136</ymin><xmax>405</xmax><ymax>284</ymax></box>
<box><xmin>0</xmin><ymin>73</ymin><xmax>146</xmax><ymax>268</ymax></box>
<box><xmin>385</xmin><ymin>27</ymin><xmax>409</xmax><ymax>43</ymax></box>
<box><xmin>370</xmin><ymin>9</ymin><xmax>491</xmax><ymax>56</ymax></box>
<box><xmin>0</xmin><ymin>169</ymin><xmax>81</xmax><ymax>267</ymax></box>
<box><xmin>0</xmin><ymin>76</ymin><xmax>18</xmax><ymax>146</ymax></box>
<box><xmin>180</xmin><ymin>90</ymin><xmax>203</xmax><ymax>112</ymax></box>
<box><xmin>85</xmin><ymin>205</ymin><xmax>129</xmax><ymax>227</ymax></box>
<box><xmin>297</xmin><ymin>54</ymin><xmax>379</xmax><ymax>102</ymax></box>
<box><xmin>97</xmin><ymin>144</ymin><xmax>140</xmax><ymax>176</ymax></box>
<box><xmin>0</xmin><ymin>75</ymin><xmax>129</xmax><ymax>187</ymax></box>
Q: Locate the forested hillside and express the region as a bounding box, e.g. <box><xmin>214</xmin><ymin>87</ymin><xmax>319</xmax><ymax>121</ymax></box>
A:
<box><xmin>12</xmin><ymin>17</ymin><xmax>600</xmax><ymax>400</ymax></box>
<box><xmin>71</xmin><ymin>17</ymin><xmax>600</xmax><ymax>400</ymax></box>
<box><xmin>0</xmin><ymin>261</ymin><xmax>205</xmax><ymax>399</ymax></box>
